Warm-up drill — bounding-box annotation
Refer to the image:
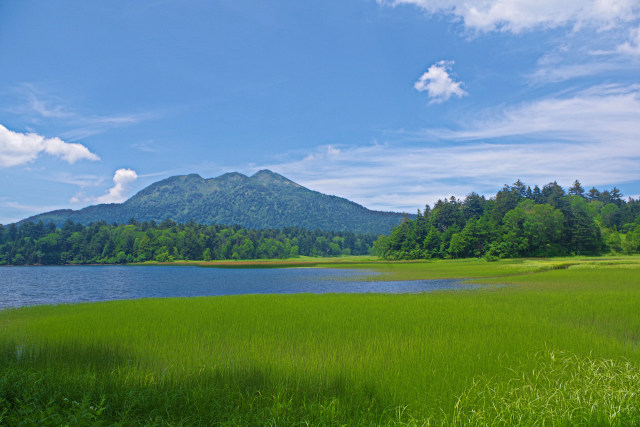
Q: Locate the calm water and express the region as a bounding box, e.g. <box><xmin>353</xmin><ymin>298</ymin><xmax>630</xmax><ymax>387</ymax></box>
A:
<box><xmin>0</xmin><ymin>266</ymin><xmax>476</xmax><ymax>309</ymax></box>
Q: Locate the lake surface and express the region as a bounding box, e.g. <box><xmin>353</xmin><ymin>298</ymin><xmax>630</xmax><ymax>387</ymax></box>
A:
<box><xmin>0</xmin><ymin>266</ymin><xmax>476</xmax><ymax>309</ymax></box>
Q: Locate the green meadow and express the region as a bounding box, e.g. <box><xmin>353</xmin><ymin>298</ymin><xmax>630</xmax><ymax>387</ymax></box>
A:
<box><xmin>1</xmin><ymin>257</ymin><xmax>639</xmax><ymax>425</ymax></box>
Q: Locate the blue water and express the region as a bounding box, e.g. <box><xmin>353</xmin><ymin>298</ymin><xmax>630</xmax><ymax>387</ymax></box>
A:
<box><xmin>0</xmin><ymin>266</ymin><xmax>476</xmax><ymax>309</ymax></box>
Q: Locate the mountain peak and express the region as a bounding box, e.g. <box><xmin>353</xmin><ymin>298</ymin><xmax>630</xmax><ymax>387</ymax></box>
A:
<box><xmin>252</xmin><ymin>169</ymin><xmax>277</xmax><ymax>177</ymax></box>
<box><xmin>215</xmin><ymin>172</ymin><xmax>248</xmax><ymax>181</ymax></box>
<box><xmin>251</xmin><ymin>170</ymin><xmax>299</xmax><ymax>187</ymax></box>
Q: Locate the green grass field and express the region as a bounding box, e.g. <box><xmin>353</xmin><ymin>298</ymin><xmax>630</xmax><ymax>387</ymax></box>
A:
<box><xmin>1</xmin><ymin>257</ymin><xmax>639</xmax><ymax>425</ymax></box>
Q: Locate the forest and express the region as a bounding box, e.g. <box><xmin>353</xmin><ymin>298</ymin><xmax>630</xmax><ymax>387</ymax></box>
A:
<box><xmin>4</xmin><ymin>180</ymin><xmax>640</xmax><ymax>265</ymax></box>
<box><xmin>0</xmin><ymin>219</ymin><xmax>376</xmax><ymax>265</ymax></box>
<box><xmin>375</xmin><ymin>180</ymin><xmax>640</xmax><ymax>260</ymax></box>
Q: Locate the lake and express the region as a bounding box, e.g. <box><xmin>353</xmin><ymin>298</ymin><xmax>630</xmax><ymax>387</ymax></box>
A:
<box><xmin>0</xmin><ymin>266</ymin><xmax>476</xmax><ymax>309</ymax></box>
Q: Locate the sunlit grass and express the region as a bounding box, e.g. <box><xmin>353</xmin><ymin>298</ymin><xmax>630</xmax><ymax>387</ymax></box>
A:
<box><xmin>450</xmin><ymin>349</ymin><xmax>640</xmax><ymax>426</ymax></box>
<box><xmin>1</xmin><ymin>256</ymin><xmax>640</xmax><ymax>424</ymax></box>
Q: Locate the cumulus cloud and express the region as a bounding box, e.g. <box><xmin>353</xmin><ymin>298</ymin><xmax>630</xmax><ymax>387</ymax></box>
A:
<box><xmin>0</xmin><ymin>124</ymin><xmax>99</xmax><ymax>167</ymax></box>
<box><xmin>414</xmin><ymin>61</ymin><xmax>467</xmax><ymax>103</ymax></box>
<box><xmin>256</xmin><ymin>84</ymin><xmax>640</xmax><ymax>211</ymax></box>
<box><xmin>379</xmin><ymin>0</ymin><xmax>639</xmax><ymax>33</ymax></box>
<box><xmin>95</xmin><ymin>169</ymin><xmax>139</xmax><ymax>204</ymax></box>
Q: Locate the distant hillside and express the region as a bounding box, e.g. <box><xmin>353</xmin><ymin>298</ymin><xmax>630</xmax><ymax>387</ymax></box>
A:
<box><xmin>21</xmin><ymin>170</ymin><xmax>408</xmax><ymax>234</ymax></box>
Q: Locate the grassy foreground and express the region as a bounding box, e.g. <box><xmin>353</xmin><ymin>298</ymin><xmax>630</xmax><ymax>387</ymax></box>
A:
<box><xmin>1</xmin><ymin>257</ymin><xmax>640</xmax><ymax>425</ymax></box>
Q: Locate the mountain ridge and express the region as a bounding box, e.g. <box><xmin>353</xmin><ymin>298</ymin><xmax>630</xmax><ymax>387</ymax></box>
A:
<box><xmin>21</xmin><ymin>170</ymin><xmax>408</xmax><ymax>235</ymax></box>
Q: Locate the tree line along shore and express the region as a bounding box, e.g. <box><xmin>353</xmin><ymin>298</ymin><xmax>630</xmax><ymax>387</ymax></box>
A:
<box><xmin>375</xmin><ymin>180</ymin><xmax>640</xmax><ymax>260</ymax></box>
<box><xmin>2</xmin><ymin>179</ymin><xmax>640</xmax><ymax>265</ymax></box>
<box><xmin>0</xmin><ymin>221</ymin><xmax>376</xmax><ymax>265</ymax></box>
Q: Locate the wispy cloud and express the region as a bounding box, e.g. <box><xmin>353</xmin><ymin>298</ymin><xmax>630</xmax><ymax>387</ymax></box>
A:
<box><xmin>47</xmin><ymin>172</ymin><xmax>105</xmax><ymax>188</ymax></box>
<box><xmin>528</xmin><ymin>27</ymin><xmax>640</xmax><ymax>83</ymax></box>
<box><xmin>254</xmin><ymin>84</ymin><xmax>640</xmax><ymax>211</ymax></box>
<box><xmin>27</xmin><ymin>94</ymin><xmax>75</xmax><ymax>119</ymax></box>
<box><xmin>0</xmin><ymin>124</ymin><xmax>100</xmax><ymax>168</ymax></box>
<box><xmin>132</xmin><ymin>140</ymin><xmax>162</xmax><ymax>153</ymax></box>
<box><xmin>2</xmin><ymin>200</ymin><xmax>61</xmax><ymax>213</ymax></box>
<box><xmin>425</xmin><ymin>84</ymin><xmax>640</xmax><ymax>142</ymax></box>
<box><xmin>378</xmin><ymin>0</ymin><xmax>639</xmax><ymax>34</ymax></box>
<box><xmin>0</xmin><ymin>198</ymin><xmax>69</xmax><ymax>224</ymax></box>
<box><xmin>414</xmin><ymin>60</ymin><xmax>467</xmax><ymax>103</ymax></box>
<box><xmin>617</xmin><ymin>26</ymin><xmax>640</xmax><ymax>55</ymax></box>
<box><xmin>4</xmin><ymin>83</ymin><xmax>154</xmax><ymax>141</ymax></box>
<box><xmin>528</xmin><ymin>55</ymin><xmax>629</xmax><ymax>84</ymax></box>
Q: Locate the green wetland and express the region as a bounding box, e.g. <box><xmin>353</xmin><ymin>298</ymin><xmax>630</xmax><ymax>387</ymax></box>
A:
<box><xmin>1</xmin><ymin>256</ymin><xmax>639</xmax><ymax>425</ymax></box>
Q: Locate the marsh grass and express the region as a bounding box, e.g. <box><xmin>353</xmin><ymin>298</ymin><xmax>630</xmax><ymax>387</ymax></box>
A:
<box><xmin>450</xmin><ymin>350</ymin><xmax>640</xmax><ymax>426</ymax></box>
<box><xmin>1</xmin><ymin>256</ymin><xmax>640</xmax><ymax>424</ymax></box>
<box><xmin>323</xmin><ymin>257</ymin><xmax>585</xmax><ymax>282</ymax></box>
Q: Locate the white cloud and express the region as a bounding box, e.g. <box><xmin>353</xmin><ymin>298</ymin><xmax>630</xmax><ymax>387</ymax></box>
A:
<box><xmin>379</xmin><ymin>0</ymin><xmax>639</xmax><ymax>33</ymax></box>
<box><xmin>48</xmin><ymin>173</ymin><xmax>104</xmax><ymax>188</ymax></box>
<box><xmin>528</xmin><ymin>61</ymin><xmax>625</xmax><ymax>84</ymax></box>
<box><xmin>41</xmin><ymin>137</ymin><xmax>99</xmax><ymax>164</ymax></box>
<box><xmin>28</xmin><ymin>96</ymin><xmax>74</xmax><ymax>119</ymax></box>
<box><xmin>0</xmin><ymin>124</ymin><xmax>100</xmax><ymax>167</ymax></box>
<box><xmin>132</xmin><ymin>141</ymin><xmax>161</xmax><ymax>153</ymax></box>
<box><xmin>95</xmin><ymin>169</ymin><xmax>139</xmax><ymax>204</ymax></box>
<box><xmin>255</xmin><ymin>84</ymin><xmax>640</xmax><ymax>211</ymax></box>
<box><xmin>429</xmin><ymin>84</ymin><xmax>640</xmax><ymax>142</ymax></box>
<box><xmin>617</xmin><ymin>26</ymin><xmax>640</xmax><ymax>55</ymax></box>
<box><xmin>379</xmin><ymin>1</ymin><xmax>640</xmax><ymax>82</ymax></box>
<box><xmin>414</xmin><ymin>61</ymin><xmax>467</xmax><ymax>103</ymax></box>
<box><xmin>327</xmin><ymin>145</ymin><xmax>341</xmax><ymax>156</ymax></box>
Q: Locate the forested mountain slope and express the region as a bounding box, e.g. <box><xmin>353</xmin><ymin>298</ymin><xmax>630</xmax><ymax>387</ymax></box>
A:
<box><xmin>21</xmin><ymin>170</ymin><xmax>407</xmax><ymax>235</ymax></box>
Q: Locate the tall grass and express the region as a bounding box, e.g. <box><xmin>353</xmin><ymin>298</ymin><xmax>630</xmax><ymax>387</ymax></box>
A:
<box><xmin>1</xmin><ymin>257</ymin><xmax>639</xmax><ymax>424</ymax></box>
<box><xmin>450</xmin><ymin>349</ymin><xmax>640</xmax><ymax>426</ymax></box>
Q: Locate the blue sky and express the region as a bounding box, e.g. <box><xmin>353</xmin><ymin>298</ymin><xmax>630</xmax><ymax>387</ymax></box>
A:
<box><xmin>1</xmin><ymin>0</ymin><xmax>640</xmax><ymax>223</ymax></box>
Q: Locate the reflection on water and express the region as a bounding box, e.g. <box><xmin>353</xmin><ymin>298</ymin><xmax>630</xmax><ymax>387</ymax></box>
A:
<box><xmin>0</xmin><ymin>266</ymin><xmax>477</xmax><ymax>309</ymax></box>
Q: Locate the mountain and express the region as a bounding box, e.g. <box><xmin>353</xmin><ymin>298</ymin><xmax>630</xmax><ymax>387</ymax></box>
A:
<box><xmin>21</xmin><ymin>170</ymin><xmax>409</xmax><ymax>235</ymax></box>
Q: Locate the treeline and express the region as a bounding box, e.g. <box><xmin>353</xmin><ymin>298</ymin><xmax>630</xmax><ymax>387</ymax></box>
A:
<box><xmin>0</xmin><ymin>219</ymin><xmax>376</xmax><ymax>265</ymax></box>
<box><xmin>375</xmin><ymin>180</ymin><xmax>640</xmax><ymax>260</ymax></box>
